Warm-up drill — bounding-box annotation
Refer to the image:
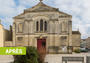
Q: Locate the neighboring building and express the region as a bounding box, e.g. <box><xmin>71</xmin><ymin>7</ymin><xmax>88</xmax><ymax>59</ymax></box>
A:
<box><xmin>0</xmin><ymin>20</ymin><xmax>11</xmax><ymax>47</ymax></box>
<box><xmin>0</xmin><ymin>20</ymin><xmax>4</xmax><ymax>47</ymax></box>
<box><xmin>72</xmin><ymin>31</ymin><xmax>81</xmax><ymax>51</ymax></box>
<box><xmin>81</xmin><ymin>39</ymin><xmax>86</xmax><ymax>48</ymax></box>
<box><xmin>86</xmin><ymin>37</ymin><xmax>90</xmax><ymax>49</ymax></box>
<box><xmin>80</xmin><ymin>37</ymin><xmax>90</xmax><ymax>50</ymax></box>
<box><xmin>4</xmin><ymin>25</ymin><xmax>13</xmax><ymax>47</ymax></box>
<box><xmin>11</xmin><ymin>0</ymin><xmax>81</xmax><ymax>54</ymax></box>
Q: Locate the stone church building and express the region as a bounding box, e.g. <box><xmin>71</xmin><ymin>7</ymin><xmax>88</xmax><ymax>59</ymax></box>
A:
<box><xmin>3</xmin><ymin>0</ymin><xmax>81</xmax><ymax>54</ymax></box>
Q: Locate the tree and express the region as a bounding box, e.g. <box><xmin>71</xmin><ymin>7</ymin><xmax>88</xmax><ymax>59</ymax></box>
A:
<box><xmin>13</xmin><ymin>46</ymin><xmax>39</xmax><ymax>63</ymax></box>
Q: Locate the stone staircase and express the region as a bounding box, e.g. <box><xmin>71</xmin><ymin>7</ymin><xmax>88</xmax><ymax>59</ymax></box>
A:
<box><xmin>0</xmin><ymin>55</ymin><xmax>14</xmax><ymax>63</ymax></box>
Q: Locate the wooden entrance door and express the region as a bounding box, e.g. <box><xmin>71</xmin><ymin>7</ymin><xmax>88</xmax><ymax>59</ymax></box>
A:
<box><xmin>37</xmin><ymin>39</ymin><xmax>46</xmax><ymax>53</ymax></box>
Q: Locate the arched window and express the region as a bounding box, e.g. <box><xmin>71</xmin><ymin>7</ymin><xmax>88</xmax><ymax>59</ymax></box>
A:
<box><xmin>40</xmin><ymin>19</ymin><xmax>43</xmax><ymax>31</ymax></box>
<box><xmin>18</xmin><ymin>23</ymin><xmax>23</xmax><ymax>33</ymax></box>
<box><xmin>44</xmin><ymin>21</ymin><xmax>47</xmax><ymax>31</ymax></box>
<box><xmin>36</xmin><ymin>21</ymin><xmax>39</xmax><ymax>31</ymax></box>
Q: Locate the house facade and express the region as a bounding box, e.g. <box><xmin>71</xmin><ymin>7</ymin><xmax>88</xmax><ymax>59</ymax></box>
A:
<box><xmin>72</xmin><ymin>31</ymin><xmax>81</xmax><ymax>51</ymax></box>
<box><xmin>11</xmin><ymin>0</ymin><xmax>81</xmax><ymax>53</ymax></box>
<box><xmin>86</xmin><ymin>37</ymin><xmax>90</xmax><ymax>49</ymax></box>
<box><xmin>0</xmin><ymin>20</ymin><xmax>11</xmax><ymax>47</ymax></box>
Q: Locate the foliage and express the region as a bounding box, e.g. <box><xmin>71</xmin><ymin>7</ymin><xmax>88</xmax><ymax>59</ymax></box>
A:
<box><xmin>13</xmin><ymin>46</ymin><xmax>39</xmax><ymax>63</ymax></box>
<box><xmin>38</xmin><ymin>47</ymin><xmax>46</xmax><ymax>63</ymax></box>
<box><xmin>74</xmin><ymin>49</ymin><xmax>81</xmax><ymax>53</ymax></box>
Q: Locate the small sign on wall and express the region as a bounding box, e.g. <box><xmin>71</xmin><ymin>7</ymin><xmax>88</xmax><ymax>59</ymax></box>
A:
<box><xmin>0</xmin><ymin>47</ymin><xmax>26</xmax><ymax>55</ymax></box>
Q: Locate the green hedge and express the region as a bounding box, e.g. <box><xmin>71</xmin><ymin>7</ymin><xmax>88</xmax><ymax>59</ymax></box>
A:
<box><xmin>74</xmin><ymin>49</ymin><xmax>80</xmax><ymax>53</ymax></box>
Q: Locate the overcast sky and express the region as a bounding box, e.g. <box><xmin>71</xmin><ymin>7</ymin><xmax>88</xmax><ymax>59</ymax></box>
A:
<box><xmin>0</xmin><ymin>0</ymin><xmax>90</xmax><ymax>39</ymax></box>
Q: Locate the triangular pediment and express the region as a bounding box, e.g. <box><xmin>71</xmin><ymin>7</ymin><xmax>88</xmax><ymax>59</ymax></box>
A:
<box><xmin>14</xmin><ymin>1</ymin><xmax>72</xmax><ymax>19</ymax></box>
<box><xmin>25</xmin><ymin>2</ymin><xmax>59</xmax><ymax>12</ymax></box>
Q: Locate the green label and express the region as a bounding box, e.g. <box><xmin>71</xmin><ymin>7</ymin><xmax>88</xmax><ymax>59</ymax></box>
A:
<box><xmin>0</xmin><ymin>47</ymin><xmax>26</xmax><ymax>55</ymax></box>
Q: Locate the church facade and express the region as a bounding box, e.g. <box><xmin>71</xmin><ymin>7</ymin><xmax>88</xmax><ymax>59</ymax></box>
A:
<box><xmin>12</xmin><ymin>0</ymin><xmax>80</xmax><ymax>53</ymax></box>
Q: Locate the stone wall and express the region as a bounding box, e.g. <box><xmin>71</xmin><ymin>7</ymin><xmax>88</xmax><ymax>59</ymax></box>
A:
<box><xmin>72</xmin><ymin>31</ymin><xmax>81</xmax><ymax>51</ymax></box>
<box><xmin>13</xmin><ymin>11</ymin><xmax>72</xmax><ymax>53</ymax></box>
<box><xmin>12</xmin><ymin>1</ymin><xmax>73</xmax><ymax>53</ymax></box>
<box><xmin>0</xmin><ymin>25</ymin><xmax>4</xmax><ymax>47</ymax></box>
<box><xmin>14</xmin><ymin>34</ymin><xmax>72</xmax><ymax>53</ymax></box>
<box><xmin>4</xmin><ymin>41</ymin><xmax>13</xmax><ymax>47</ymax></box>
<box><xmin>45</xmin><ymin>53</ymin><xmax>90</xmax><ymax>63</ymax></box>
<box><xmin>86</xmin><ymin>37</ymin><xmax>90</xmax><ymax>49</ymax></box>
<box><xmin>0</xmin><ymin>24</ymin><xmax>11</xmax><ymax>47</ymax></box>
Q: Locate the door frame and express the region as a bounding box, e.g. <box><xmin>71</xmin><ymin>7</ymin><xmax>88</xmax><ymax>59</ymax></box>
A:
<box><xmin>37</xmin><ymin>38</ymin><xmax>46</xmax><ymax>53</ymax></box>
